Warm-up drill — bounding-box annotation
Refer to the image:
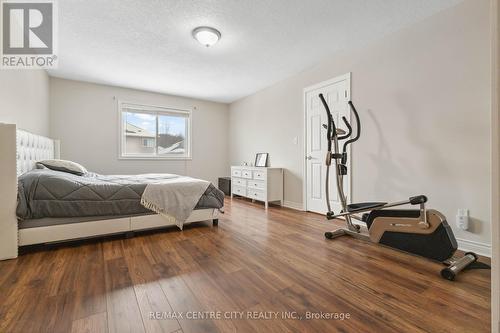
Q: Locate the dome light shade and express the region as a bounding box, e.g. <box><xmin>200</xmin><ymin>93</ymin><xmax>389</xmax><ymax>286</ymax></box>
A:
<box><xmin>192</xmin><ymin>26</ymin><xmax>221</xmax><ymax>47</ymax></box>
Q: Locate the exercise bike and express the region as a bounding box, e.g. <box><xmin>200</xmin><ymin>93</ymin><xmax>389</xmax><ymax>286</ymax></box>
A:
<box><xmin>319</xmin><ymin>93</ymin><xmax>489</xmax><ymax>279</ymax></box>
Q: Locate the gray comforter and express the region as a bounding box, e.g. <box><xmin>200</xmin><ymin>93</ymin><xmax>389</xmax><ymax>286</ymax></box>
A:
<box><xmin>17</xmin><ymin>169</ymin><xmax>224</xmax><ymax>220</ymax></box>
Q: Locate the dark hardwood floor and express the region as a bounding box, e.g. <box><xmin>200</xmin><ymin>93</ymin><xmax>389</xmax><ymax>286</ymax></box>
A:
<box><xmin>0</xmin><ymin>198</ymin><xmax>491</xmax><ymax>333</ymax></box>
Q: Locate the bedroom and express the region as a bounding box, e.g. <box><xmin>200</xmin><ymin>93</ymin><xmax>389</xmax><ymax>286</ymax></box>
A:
<box><xmin>0</xmin><ymin>0</ymin><xmax>499</xmax><ymax>332</ymax></box>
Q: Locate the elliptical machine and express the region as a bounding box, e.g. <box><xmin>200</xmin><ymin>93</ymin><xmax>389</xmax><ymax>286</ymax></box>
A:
<box><xmin>319</xmin><ymin>94</ymin><xmax>489</xmax><ymax>279</ymax></box>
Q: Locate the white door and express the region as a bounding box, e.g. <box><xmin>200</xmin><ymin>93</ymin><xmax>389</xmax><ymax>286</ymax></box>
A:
<box><xmin>305</xmin><ymin>75</ymin><xmax>350</xmax><ymax>214</ymax></box>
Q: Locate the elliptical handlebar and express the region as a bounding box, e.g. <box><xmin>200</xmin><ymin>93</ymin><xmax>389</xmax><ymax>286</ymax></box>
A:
<box><xmin>342</xmin><ymin>101</ymin><xmax>361</xmax><ymax>156</ymax></box>
<box><xmin>318</xmin><ymin>93</ymin><xmax>336</xmax><ymax>151</ymax></box>
<box><xmin>318</xmin><ymin>95</ymin><xmax>361</xmax><ymax>158</ymax></box>
<box><xmin>338</xmin><ymin>117</ymin><xmax>352</xmax><ymax>140</ymax></box>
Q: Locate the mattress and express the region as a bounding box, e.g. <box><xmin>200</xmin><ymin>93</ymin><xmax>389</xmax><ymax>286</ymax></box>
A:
<box><xmin>17</xmin><ymin>169</ymin><xmax>224</xmax><ymax>221</ymax></box>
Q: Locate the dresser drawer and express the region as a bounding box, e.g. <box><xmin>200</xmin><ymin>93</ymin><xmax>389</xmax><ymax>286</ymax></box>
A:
<box><xmin>247</xmin><ymin>180</ymin><xmax>265</xmax><ymax>190</ymax></box>
<box><xmin>231</xmin><ymin>169</ymin><xmax>242</xmax><ymax>177</ymax></box>
<box><xmin>232</xmin><ymin>178</ymin><xmax>247</xmax><ymax>187</ymax></box>
<box><xmin>241</xmin><ymin>169</ymin><xmax>253</xmax><ymax>179</ymax></box>
<box><xmin>248</xmin><ymin>189</ymin><xmax>266</xmax><ymax>201</ymax></box>
<box><xmin>253</xmin><ymin>170</ymin><xmax>266</xmax><ymax>180</ymax></box>
<box><xmin>232</xmin><ymin>185</ymin><xmax>246</xmax><ymax>196</ymax></box>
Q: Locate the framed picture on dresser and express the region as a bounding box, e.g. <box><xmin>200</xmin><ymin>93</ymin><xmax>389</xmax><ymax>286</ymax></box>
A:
<box><xmin>255</xmin><ymin>153</ymin><xmax>268</xmax><ymax>167</ymax></box>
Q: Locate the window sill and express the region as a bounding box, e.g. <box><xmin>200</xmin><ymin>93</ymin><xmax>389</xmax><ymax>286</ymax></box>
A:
<box><xmin>119</xmin><ymin>156</ymin><xmax>192</xmax><ymax>161</ymax></box>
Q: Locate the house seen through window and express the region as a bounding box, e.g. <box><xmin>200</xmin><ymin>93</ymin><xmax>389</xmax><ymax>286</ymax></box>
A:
<box><xmin>120</xmin><ymin>103</ymin><xmax>191</xmax><ymax>159</ymax></box>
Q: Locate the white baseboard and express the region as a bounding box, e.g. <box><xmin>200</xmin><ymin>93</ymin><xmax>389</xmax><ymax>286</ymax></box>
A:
<box><xmin>282</xmin><ymin>201</ymin><xmax>304</xmax><ymax>211</ymax></box>
<box><xmin>456</xmin><ymin>238</ymin><xmax>492</xmax><ymax>257</ymax></box>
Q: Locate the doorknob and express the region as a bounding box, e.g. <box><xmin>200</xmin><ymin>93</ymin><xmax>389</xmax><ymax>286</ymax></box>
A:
<box><xmin>306</xmin><ymin>155</ymin><xmax>313</xmax><ymax>160</ymax></box>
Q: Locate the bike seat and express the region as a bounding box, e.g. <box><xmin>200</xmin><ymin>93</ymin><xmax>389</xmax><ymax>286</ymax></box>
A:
<box><xmin>347</xmin><ymin>202</ymin><xmax>387</xmax><ymax>212</ymax></box>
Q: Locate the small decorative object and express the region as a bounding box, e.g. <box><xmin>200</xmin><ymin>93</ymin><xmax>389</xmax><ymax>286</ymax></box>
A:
<box><xmin>242</xmin><ymin>162</ymin><xmax>248</xmax><ymax>166</ymax></box>
<box><xmin>255</xmin><ymin>153</ymin><xmax>268</xmax><ymax>167</ymax></box>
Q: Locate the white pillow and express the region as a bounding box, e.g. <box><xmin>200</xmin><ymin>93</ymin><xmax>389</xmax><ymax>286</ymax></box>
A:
<box><xmin>36</xmin><ymin>159</ymin><xmax>88</xmax><ymax>176</ymax></box>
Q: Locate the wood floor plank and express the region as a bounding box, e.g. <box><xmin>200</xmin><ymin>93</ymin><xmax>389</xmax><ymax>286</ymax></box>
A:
<box><xmin>71</xmin><ymin>312</ymin><xmax>107</xmax><ymax>333</ymax></box>
<box><xmin>103</xmin><ymin>239</ymin><xmax>125</xmax><ymax>261</ymax></box>
<box><xmin>104</xmin><ymin>257</ymin><xmax>146</xmax><ymax>333</ymax></box>
<box><xmin>123</xmin><ymin>248</ymin><xmax>181</xmax><ymax>333</ymax></box>
<box><xmin>39</xmin><ymin>292</ymin><xmax>78</xmax><ymax>333</ymax></box>
<box><xmin>158</xmin><ymin>275</ymin><xmax>220</xmax><ymax>333</ymax></box>
<box><xmin>0</xmin><ymin>197</ymin><xmax>491</xmax><ymax>333</ymax></box>
<box><xmin>72</xmin><ymin>243</ymin><xmax>107</xmax><ymax>321</ymax></box>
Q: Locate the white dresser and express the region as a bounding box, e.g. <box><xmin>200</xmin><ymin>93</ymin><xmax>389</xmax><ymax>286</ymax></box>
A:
<box><xmin>231</xmin><ymin>166</ymin><xmax>283</xmax><ymax>209</ymax></box>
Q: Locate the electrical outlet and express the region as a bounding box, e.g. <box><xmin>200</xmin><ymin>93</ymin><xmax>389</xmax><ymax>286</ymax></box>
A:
<box><xmin>456</xmin><ymin>209</ymin><xmax>469</xmax><ymax>231</ymax></box>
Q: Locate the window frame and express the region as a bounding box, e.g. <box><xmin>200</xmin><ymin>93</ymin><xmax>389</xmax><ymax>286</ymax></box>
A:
<box><xmin>118</xmin><ymin>101</ymin><xmax>192</xmax><ymax>160</ymax></box>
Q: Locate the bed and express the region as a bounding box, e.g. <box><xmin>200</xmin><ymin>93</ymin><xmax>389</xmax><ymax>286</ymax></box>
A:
<box><xmin>0</xmin><ymin>124</ymin><xmax>223</xmax><ymax>260</ymax></box>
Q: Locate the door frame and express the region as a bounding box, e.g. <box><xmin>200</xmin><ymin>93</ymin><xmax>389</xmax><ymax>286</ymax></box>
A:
<box><xmin>302</xmin><ymin>72</ymin><xmax>352</xmax><ymax>212</ymax></box>
<box><xmin>490</xmin><ymin>0</ymin><xmax>499</xmax><ymax>331</ymax></box>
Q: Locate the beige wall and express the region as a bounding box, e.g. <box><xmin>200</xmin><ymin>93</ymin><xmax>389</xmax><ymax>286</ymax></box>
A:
<box><xmin>229</xmin><ymin>0</ymin><xmax>492</xmax><ymax>250</ymax></box>
<box><xmin>50</xmin><ymin>78</ymin><xmax>229</xmax><ymax>184</ymax></box>
<box><xmin>0</xmin><ymin>70</ymin><xmax>50</xmax><ymax>136</ymax></box>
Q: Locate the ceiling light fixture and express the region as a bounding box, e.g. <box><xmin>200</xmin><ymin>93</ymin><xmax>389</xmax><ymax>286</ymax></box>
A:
<box><xmin>192</xmin><ymin>26</ymin><xmax>221</xmax><ymax>47</ymax></box>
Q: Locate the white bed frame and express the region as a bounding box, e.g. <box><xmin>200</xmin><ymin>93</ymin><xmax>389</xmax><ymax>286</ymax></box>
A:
<box><xmin>0</xmin><ymin>123</ymin><xmax>219</xmax><ymax>260</ymax></box>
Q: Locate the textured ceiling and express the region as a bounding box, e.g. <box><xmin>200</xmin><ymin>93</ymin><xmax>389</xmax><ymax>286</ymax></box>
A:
<box><xmin>49</xmin><ymin>0</ymin><xmax>462</xmax><ymax>103</ymax></box>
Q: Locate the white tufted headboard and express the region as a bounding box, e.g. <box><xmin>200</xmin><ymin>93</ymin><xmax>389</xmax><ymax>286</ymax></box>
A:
<box><xmin>16</xmin><ymin>129</ymin><xmax>60</xmax><ymax>176</ymax></box>
<box><xmin>0</xmin><ymin>124</ymin><xmax>61</xmax><ymax>260</ymax></box>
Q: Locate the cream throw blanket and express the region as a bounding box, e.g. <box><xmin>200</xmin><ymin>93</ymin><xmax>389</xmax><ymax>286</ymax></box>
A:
<box><xmin>140</xmin><ymin>175</ymin><xmax>210</xmax><ymax>230</ymax></box>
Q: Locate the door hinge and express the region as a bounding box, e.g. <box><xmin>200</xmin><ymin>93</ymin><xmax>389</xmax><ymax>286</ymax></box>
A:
<box><xmin>345</xmin><ymin>90</ymin><xmax>347</xmax><ymax>98</ymax></box>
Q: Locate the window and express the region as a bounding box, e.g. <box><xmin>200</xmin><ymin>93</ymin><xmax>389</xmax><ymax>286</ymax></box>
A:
<box><xmin>119</xmin><ymin>102</ymin><xmax>191</xmax><ymax>159</ymax></box>
<box><xmin>142</xmin><ymin>138</ymin><xmax>155</xmax><ymax>148</ymax></box>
